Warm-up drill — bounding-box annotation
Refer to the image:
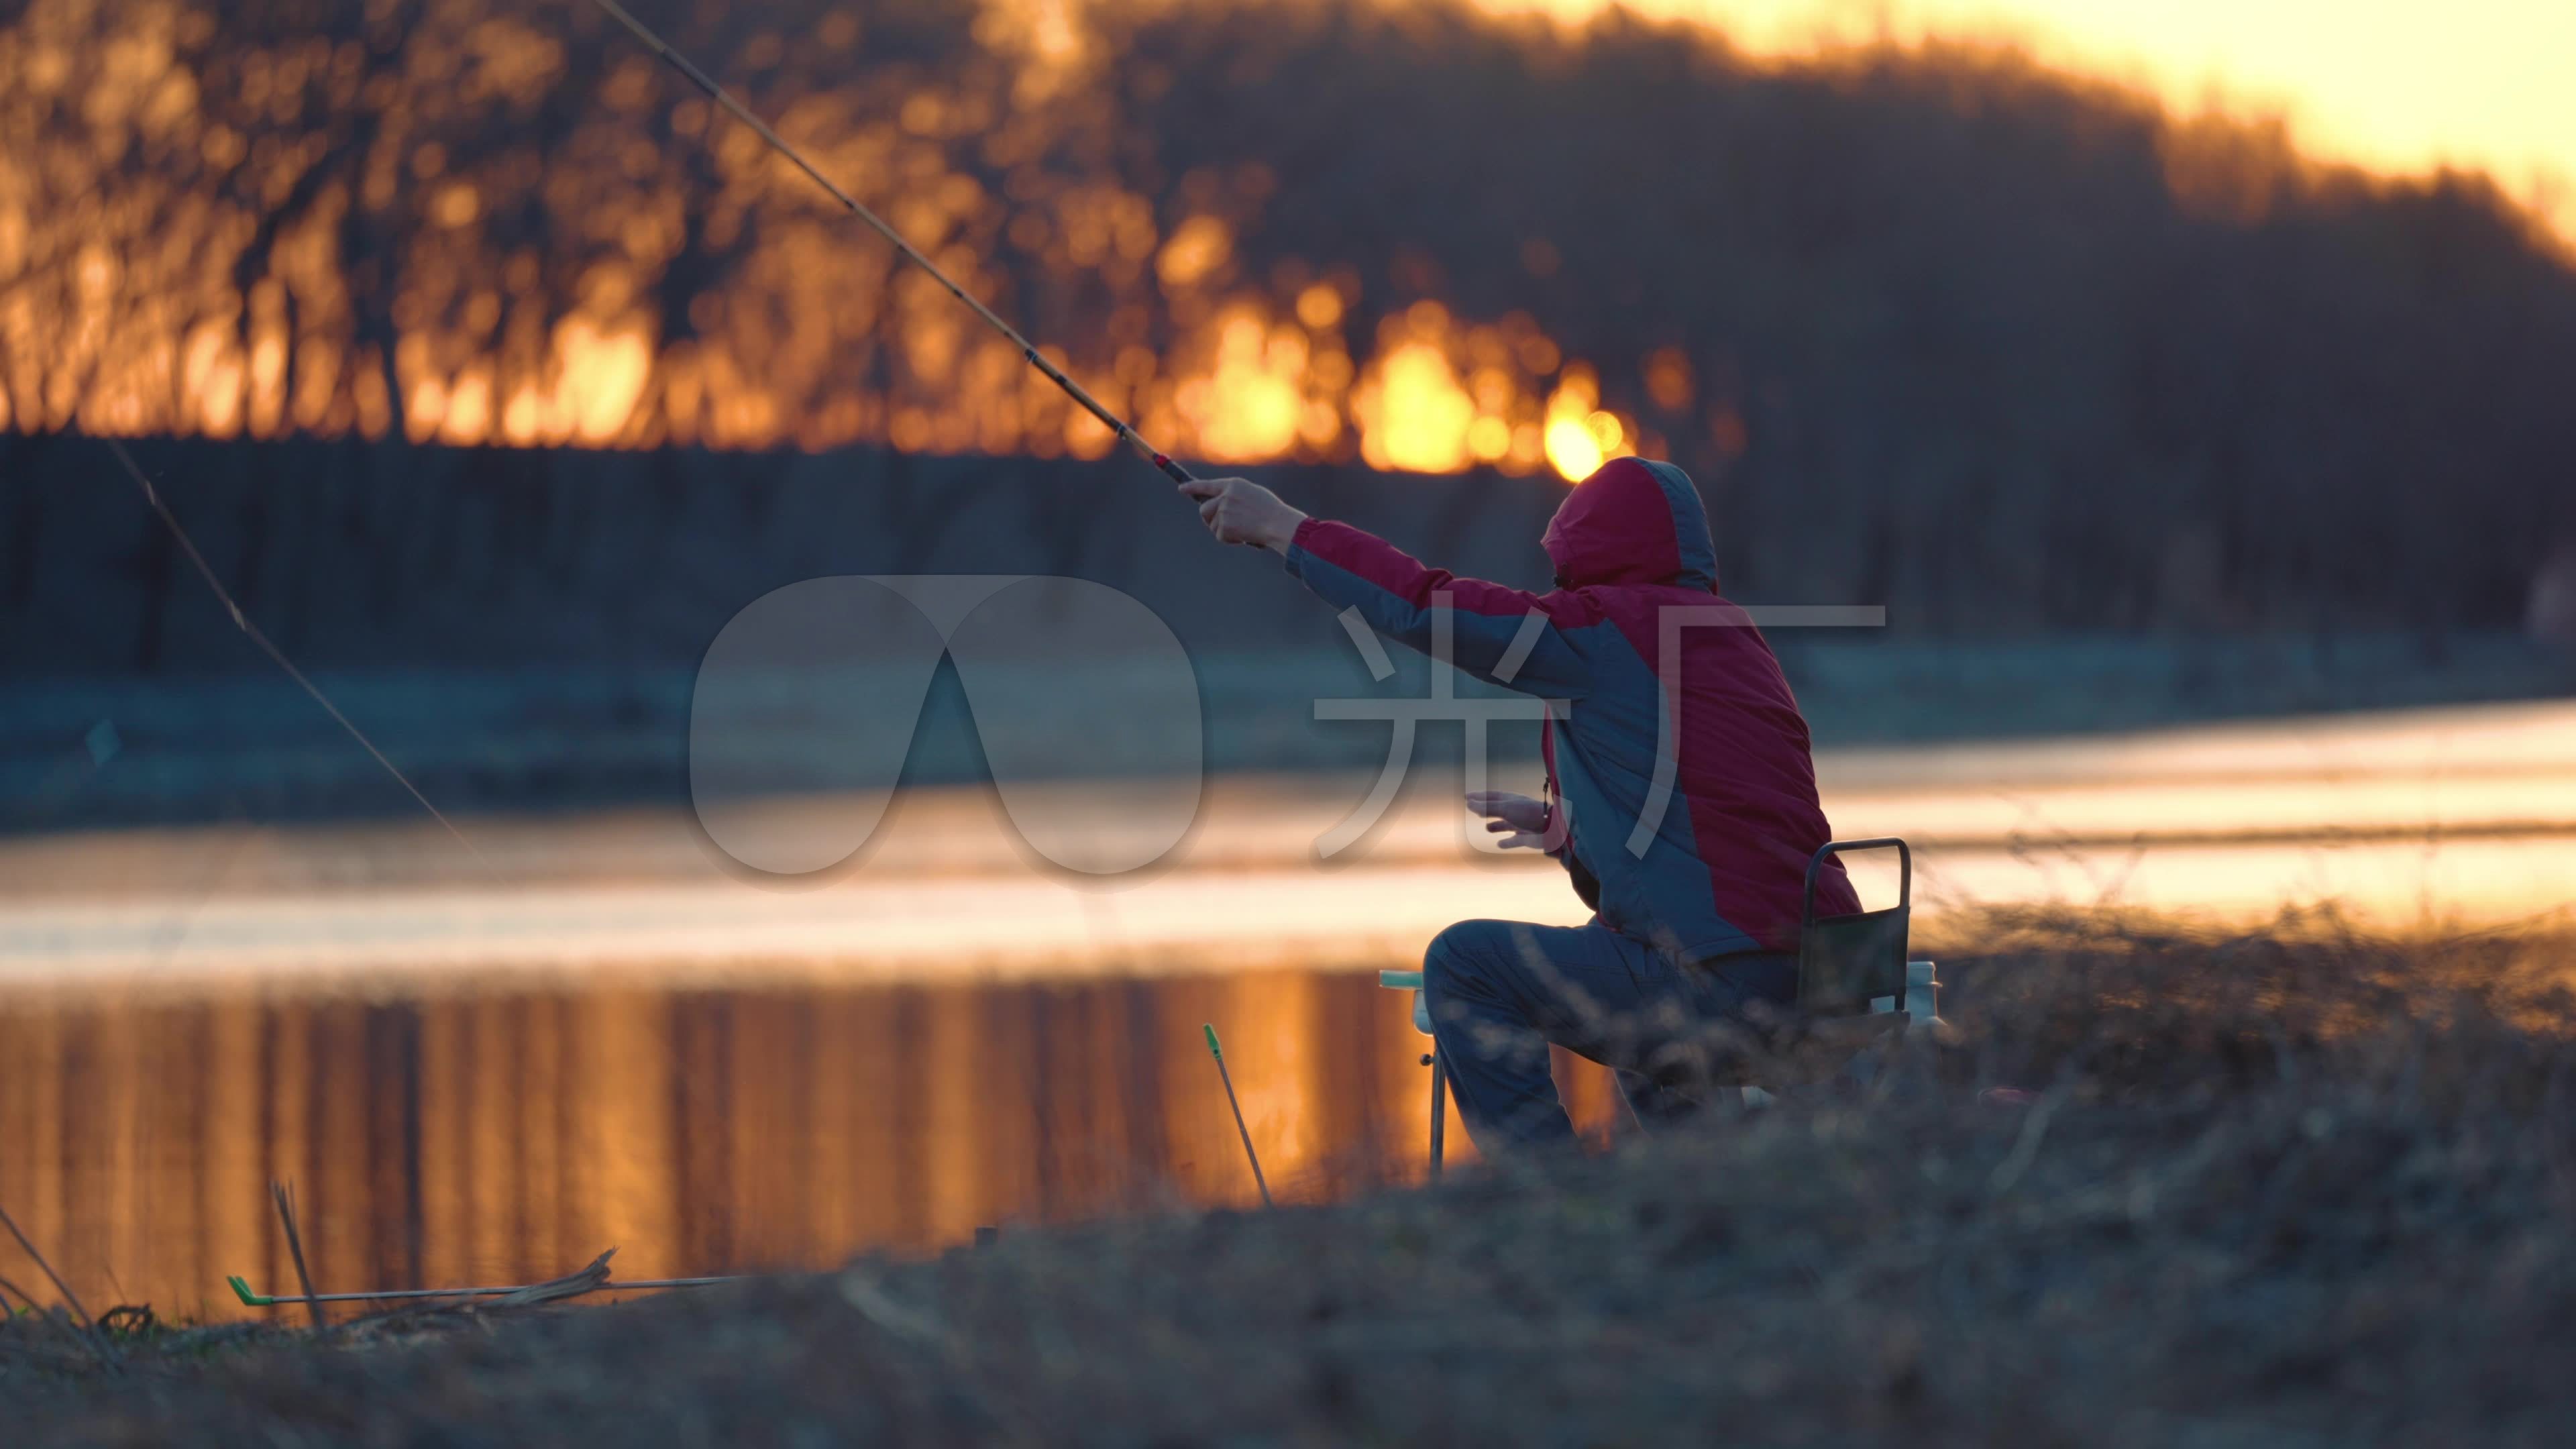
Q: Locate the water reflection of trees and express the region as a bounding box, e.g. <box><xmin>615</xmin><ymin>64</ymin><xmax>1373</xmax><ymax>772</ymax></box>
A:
<box><xmin>0</xmin><ymin>968</ymin><xmax>1534</xmax><ymax>1322</ymax></box>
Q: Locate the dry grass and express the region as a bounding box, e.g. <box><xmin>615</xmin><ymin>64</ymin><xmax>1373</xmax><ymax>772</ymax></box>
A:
<box><xmin>5</xmin><ymin>922</ymin><xmax>2573</xmax><ymax>1446</ymax></box>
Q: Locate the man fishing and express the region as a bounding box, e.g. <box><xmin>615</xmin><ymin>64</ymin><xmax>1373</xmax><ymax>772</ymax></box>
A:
<box><xmin>583</xmin><ymin>0</ymin><xmax>1857</xmax><ymax>1152</ymax></box>
<box><xmin>1181</xmin><ymin>460</ymin><xmax>1858</xmax><ymax>1148</ymax></box>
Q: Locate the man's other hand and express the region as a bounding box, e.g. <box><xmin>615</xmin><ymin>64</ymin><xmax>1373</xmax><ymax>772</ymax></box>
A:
<box><xmin>1467</xmin><ymin>790</ymin><xmax>1555</xmax><ymax>851</ymax></box>
<box><xmin>1179</xmin><ymin>476</ymin><xmax>1307</xmax><ymax>553</ymax></box>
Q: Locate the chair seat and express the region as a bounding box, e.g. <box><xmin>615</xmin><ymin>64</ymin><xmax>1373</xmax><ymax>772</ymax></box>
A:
<box><xmin>1380</xmin><ymin>969</ymin><xmax>1432</xmax><ymax>1035</ymax></box>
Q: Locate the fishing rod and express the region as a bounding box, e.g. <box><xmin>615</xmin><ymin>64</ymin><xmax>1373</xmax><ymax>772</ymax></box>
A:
<box><xmin>1203</xmin><ymin>1023</ymin><xmax>1274</xmax><ymax>1208</ymax></box>
<box><xmin>584</xmin><ymin>0</ymin><xmax>1198</xmax><ymax>486</ymax></box>
<box><xmin>106</xmin><ymin>438</ymin><xmax>491</xmax><ymax>868</ymax></box>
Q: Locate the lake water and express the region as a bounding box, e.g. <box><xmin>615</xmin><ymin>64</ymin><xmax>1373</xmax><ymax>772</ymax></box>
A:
<box><xmin>0</xmin><ymin>965</ymin><xmax>1648</xmax><ymax>1322</ymax></box>
<box><xmin>2</xmin><ymin>700</ymin><xmax>2569</xmax><ymax>1321</ymax></box>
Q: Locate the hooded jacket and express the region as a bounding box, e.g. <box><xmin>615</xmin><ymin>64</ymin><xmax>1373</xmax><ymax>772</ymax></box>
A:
<box><xmin>1284</xmin><ymin>456</ymin><xmax>1857</xmax><ymax>961</ymax></box>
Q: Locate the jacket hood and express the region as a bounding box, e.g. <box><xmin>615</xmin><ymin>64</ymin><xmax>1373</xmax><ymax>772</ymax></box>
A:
<box><xmin>1542</xmin><ymin>457</ymin><xmax>1719</xmax><ymax>591</ymax></box>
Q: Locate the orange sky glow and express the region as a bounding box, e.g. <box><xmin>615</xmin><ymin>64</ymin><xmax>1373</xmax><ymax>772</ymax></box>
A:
<box><xmin>1466</xmin><ymin>0</ymin><xmax>2576</xmax><ymax>243</ymax></box>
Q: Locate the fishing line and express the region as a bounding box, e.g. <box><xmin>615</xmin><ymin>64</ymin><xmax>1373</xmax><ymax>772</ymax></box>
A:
<box><xmin>105</xmin><ymin>437</ymin><xmax>492</xmax><ymax>869</ymax></box>
<box><xmin>585</xmin><ymin>0</ymin><xmax>1199</xmax><ymax>486</ymax></box>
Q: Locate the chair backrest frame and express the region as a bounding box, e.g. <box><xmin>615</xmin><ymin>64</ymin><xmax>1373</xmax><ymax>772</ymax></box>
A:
<box><xmin>1803</xmin><ymin>837</ymin><xmax>1911</xmax><ymax>921</ymax></box>
<box><xmin>1796</xmin><ymin>838</ymin><xmax>1913</xmax><ymax>1016</ymax></box>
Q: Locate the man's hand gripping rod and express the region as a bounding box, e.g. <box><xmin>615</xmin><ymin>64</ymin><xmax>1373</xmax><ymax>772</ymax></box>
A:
<box><xmin>585</xmin><ymin>0</ymin><xmax>1196</xmax><ymax>485</ymax></box>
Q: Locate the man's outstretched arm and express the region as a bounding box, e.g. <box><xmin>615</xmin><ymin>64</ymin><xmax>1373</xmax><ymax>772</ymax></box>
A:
<box><xmin>1180</xmin><ymin>476</ymin><xmax>1590</xmax><ymax>696</ymax></box>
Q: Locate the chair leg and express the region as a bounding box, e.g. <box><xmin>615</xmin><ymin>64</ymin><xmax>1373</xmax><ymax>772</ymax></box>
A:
<box><xmin>1428</xmin><ymin>1050</ymin><xmax>1447</xmax><ymax>1181</ymax></box>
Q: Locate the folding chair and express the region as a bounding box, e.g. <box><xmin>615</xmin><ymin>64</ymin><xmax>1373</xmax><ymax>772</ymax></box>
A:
<box><xmin>1742</xmin><ymin>837</ymin><xmax>1941</xmax><ymax>1093</ymax></box>
<box><xmin>1792</xmin><ymin>837</ymin><xmax>1931</xmax><ymax>1032</ymax></box>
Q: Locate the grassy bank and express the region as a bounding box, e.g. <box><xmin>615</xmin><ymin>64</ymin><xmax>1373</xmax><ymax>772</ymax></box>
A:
<box><xmin>5</xmin><ymin>922</ymin><xmax>2572</xmax><ymax>1444</ymax></box>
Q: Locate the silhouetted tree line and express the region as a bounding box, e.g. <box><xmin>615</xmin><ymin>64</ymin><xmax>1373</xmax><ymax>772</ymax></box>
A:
<box><xmin>1108</xmin><ymin>3</ymin><xmax>2576</xmax><ymax>631</ymax></box>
